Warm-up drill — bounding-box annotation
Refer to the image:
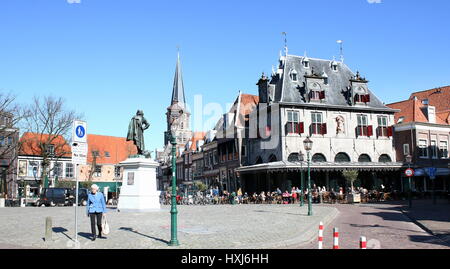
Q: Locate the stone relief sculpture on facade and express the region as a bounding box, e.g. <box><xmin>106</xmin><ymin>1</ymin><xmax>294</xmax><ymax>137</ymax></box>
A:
<box><xmin>336</xmin><ymin>116</ymin><xmax>345</xmax><ymax>135</ymax></box>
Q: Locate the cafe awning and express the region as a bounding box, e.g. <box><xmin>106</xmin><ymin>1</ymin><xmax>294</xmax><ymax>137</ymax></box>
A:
<box><xmin>235</xmin><ymin>161</ymin><xmax>403</xmax><ymax>174</ymax></box>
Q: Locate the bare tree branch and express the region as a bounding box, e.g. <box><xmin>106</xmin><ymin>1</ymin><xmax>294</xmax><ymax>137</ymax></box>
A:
<box><xmin>21</xmin><ymin>95</ymin><xmax>83</xmax><ymax>188</ymax></box>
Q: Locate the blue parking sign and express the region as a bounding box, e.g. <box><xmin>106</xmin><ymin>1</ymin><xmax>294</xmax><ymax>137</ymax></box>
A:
<box><xmin>428</xmin><ymin>167</ymin><xmax>437</xmax><ymax>179</ymax></box>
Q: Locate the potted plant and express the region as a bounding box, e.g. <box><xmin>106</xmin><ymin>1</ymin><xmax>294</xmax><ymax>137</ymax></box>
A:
<box><xmin>342</xmin><ymin>170</ymin><xmax>361</xmax><ymax>203</ymax></box>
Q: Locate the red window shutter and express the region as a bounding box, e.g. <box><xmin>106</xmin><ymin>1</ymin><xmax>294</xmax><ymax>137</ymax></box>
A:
<box><xmin>387</xmin><ymin>126</ymin><xmax>393</xmax><ymax>137</ymax></box>
<box><xmin>299</xmin><ymin>122</ymin><xmax>304</xmax><ymax>134</ymax></box>
<box><xmin>319</xmin><ymin>91</ymin><xmax>325</xmax><ymax>100</ymax></box>
<box><xmin>366</xmin><ymin>94</ymin><xmax>371</xmax><ymax>103</ymax></box>
<box><xmin>321</xmin><ymin>123</ymin><xmax>327</xmax><ymax>135</ymax></box>
<box><xmin>367</xmin><ymin>126</ymin><xmax>373</xmax><ymax>137</ymax></box>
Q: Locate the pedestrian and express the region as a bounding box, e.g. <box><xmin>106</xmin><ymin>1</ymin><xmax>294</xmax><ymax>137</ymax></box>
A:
<box><xmin>237</xmin><ymin>188</ymin><xmax>243</xmax><ymax>204</ymax></box>
<box><xmin>86</xmin><ymin>184</ymin><xmax>107</xmax><ymax>241</ymax></box>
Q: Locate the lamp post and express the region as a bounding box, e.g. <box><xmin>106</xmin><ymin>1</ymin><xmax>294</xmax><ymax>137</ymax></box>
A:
<box><xmin>168</xmin><ymin>110</ymin><xmax>183</xmax><ymax>247</ymax></box>
<box><xmin>303</xmin><ymin>137</ymin><xmax>313</xmax><ymax>216</ymax></box>
<box><xmin>299</xmin><ymin>152</ymin><xmax>305</xmax><ymax>207</ymax></box>
<box><xmin>168</xmin><ymin>133</ymin><xmax>179</xmax><ymax>246</ymax></box>
<box><xmin>405</xmin><ymin>154</ymin><xmax>413</xmax><ymax>208</ymax></box>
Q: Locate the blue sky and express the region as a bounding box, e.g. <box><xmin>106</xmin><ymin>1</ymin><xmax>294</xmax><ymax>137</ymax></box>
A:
<box><xmin>1</xmin><ymin>0</ymin><xmax>449</xmax><ymax>151</ymax></box>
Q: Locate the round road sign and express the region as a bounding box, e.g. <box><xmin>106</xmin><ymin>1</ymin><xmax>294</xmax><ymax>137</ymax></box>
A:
<box><xmin>405</xmin><ymin>168</ymin><xmax>414</xmax><ymax>177</ymax></box>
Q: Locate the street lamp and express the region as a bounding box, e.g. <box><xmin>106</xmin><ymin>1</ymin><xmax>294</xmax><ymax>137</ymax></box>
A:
<box><xmin>303</xmin><ymin>137</ymin><xmax>313</xmax><ymax>216</ymax></box>
<box><xmin>405</xmin><ymin>154</ymin><xmax>413</xmax><ymax>208</ymax></box>
<box><xmin>298</xmin><ymin>151</ymin><xmax>305</xmax><ymax>207</ymax></box>
<box><xmin>168</xmin><ymin>109</ymin><xmax>183</xmax><ymax>247</ymax></box>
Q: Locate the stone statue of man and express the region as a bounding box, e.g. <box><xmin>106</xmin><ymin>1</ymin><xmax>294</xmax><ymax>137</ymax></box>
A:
<box><xmin>127</xmin><ymin>110</ymin><xmax>150</xmax><ymax>156</ymax></box>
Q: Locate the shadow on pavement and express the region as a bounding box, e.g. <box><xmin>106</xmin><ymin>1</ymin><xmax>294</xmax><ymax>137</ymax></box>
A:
<box><xmin>347</xmin><ymin>223</ymin><xmax>420</xmax><ymax>234</ymax></box>
<box><xmin>78</xmin><ymin>232</ymin><xmax>93</xmax><ymax>240</ymax></box>
<box><xmin>52</xmin><ymin>227</ymin><xmax>72</xmax><ymax>240</ymax></box>
<box><xmin>409</xmin><ymin>234</ymin><xmax>450</xmax><ymax>248</ymax></box>
<box><xmin>253</xmin><ymin>210</ymin><xmax>304</xmax><ymax>216</ymax></box>
<box><xmin>119</xmin><ymin>227</ymin><xmax>169</xmax><ymax>244</ymax></box>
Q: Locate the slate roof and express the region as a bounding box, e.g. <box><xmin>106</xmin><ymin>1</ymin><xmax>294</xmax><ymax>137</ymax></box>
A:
<box><xmin>272</xmin><ymin>55</ymin><xmax>396</xmax><ymax>112</ymax></box>
<box><xmin>170</xmin><ymin>53</ymin><xmax>186</xmax><ymax>109</ymax></box>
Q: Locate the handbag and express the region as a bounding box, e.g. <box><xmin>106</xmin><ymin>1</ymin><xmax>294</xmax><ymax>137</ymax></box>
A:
<box><xmin>101</xmin><ymin>214</ymin><xmax>110</xmax><ymax>235</ymax></box>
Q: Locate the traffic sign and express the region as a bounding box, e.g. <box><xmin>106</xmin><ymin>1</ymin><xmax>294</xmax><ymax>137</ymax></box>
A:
<box><xmin>405</xmin><ymin>168</ymin><xmax>414</xmax><ymax>177</ymax></box>
<box><xmin>71</xmin><ymin>142</ymin><xmax>88</xmax><ymax>165</ymax></box>
<box><xmin>73</xmin><ymin>120</ymin><xmax>87</xmax><ymax>143</ymax></box>
<box><xmin>428</xmin><ymin>167</ymin><xmax>437</xmax><ymax>180</ymax></box>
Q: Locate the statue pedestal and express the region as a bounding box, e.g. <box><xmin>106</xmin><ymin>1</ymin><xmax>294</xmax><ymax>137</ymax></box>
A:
<box><xmin>117</xmin><ymin>158</ymin><xmax>161</xmax><ymax>212</ymax></box>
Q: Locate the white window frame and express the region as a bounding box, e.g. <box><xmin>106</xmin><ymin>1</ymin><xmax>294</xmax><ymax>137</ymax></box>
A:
<box><xmin>357</xmin><ymin>114</ymin><xmax>369</xmax><ymax>137</ymax></box>
<box><xmin>431</xmin><ymin>140</ymin><xmax>438</xmax><ymax>159</ymax></box>
<box><xmin>440</xmin><ymin>141</ymin><xmax>448</xmax><ymax>159</ymax></box>
<box><xmin>286</xmin><ymin>110</ymin><xmax>300</xmax><ymax>134</ymax></box>
<box><xmin>418</xmin><ymin>139</ymin><xmax>429</xmax><ymax>159</ymax></box>
<box><xmin>311</xmin><ymin>112</ymin><xmax>323</xmax><ymax>135</ymax></box>
<box><xmin>403</xmin><ymin>144</ymin><xmax>410</xmax><ymax>156</ymax></box>
<box><xmin>65</xmin><ymin>163</ymin><xmax>74</xmax><ymax>178</ymax></box>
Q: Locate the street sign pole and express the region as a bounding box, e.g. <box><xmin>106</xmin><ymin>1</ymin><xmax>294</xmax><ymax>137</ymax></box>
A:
<box><xmin>405</xmin><ymin>168</ymin><xmax>414</xmax><ymax>208</ymax></box>
<box><xmin>75</xmin><ymin>169</ymin><xmax>79</xmax><ymax>244</ymax></box>
<box><xmin>72</xmin><ymin>120</ymin><xmax>87</xmax><ymax>247</ymax></box>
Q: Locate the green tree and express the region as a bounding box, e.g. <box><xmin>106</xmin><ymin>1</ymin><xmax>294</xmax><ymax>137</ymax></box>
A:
<box><xmin>195</xmin><ymin>181</ymin><xmax>207</xmax><ymax>192</ymax></box>
<box><xmin>342</xmin><ymin>170</ymin><xmax>359</xmax><ymax>192</ymax></box>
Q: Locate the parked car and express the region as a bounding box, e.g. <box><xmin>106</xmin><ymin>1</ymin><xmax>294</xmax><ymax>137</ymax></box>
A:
<box><xmin>37</xmin><ymin>188</ymin><xmax>72</xmax><ymax>207</ymax></box>
<box><xmin>67</xmin><ymin>188</ymin><xmax>89</xmax><ymax>206</ymax></box>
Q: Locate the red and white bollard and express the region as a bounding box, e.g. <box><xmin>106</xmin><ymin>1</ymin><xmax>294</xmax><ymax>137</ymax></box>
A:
<box><xmin>360</xmin><ymin>236</ymin><xmax>367</xmax><ymax>249</ymax></box>
<box><xmin>318</xmin><ymin>222</ymin><xmax>324</xmax><ymax>249</ymax></box>
<box><xmin>333</xmin><ymin>228</ymin><xmax>339</xmax><ymax>249</ymax></box>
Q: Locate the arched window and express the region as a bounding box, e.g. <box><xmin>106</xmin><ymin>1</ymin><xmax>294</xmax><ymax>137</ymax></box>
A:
<box><xmin>268</xmin><ymin>154</ymin><xmax>277</xmax><ymax>163</ymax></box>
<box><xmin>358</xmin><ymin>154</ymin><xmax>372</xmax><ymax>163</ymax></box>
<box><xmin>378</xmin><ymin>154</ymin><xmax>392</xmax><ymax>163</ymax></box>
<box><xmin>335</xmin><ymin>153</ymin><xmax>351</xmax><ymax>163</ymax></box>
<box><xmin>255</xmin><ymin>157</ymin><xmax>263</xmax><ymax>165</ymax></box>
<box><xmin>312</xmin><ymin>153</ymin><xmax>327</xmax><ymax>163</ymax></box>
<box><xmin>288</xmin><ymin>153</ymin><xmax>300</xmax><ymax>162</ymax></box>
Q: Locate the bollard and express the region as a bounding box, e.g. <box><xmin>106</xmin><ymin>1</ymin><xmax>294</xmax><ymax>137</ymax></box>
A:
<box><xmin>45</xmin><ymin>217</ymin><xmax>52</xmax><ymax>242</ymax></box>
<box><xmin>318</xmin><ymin>222</ymin><xmax>324</xmax><ymax>249</ymax></box>
<box><xmin>333</xmin><ymin>228</ymin><xmax>339</xmax><ymax>249</ymax></box>
<box><xmin>360</xmin><ymin>236</ymin><xmax>367</xmax><ymax>249</ymax></box>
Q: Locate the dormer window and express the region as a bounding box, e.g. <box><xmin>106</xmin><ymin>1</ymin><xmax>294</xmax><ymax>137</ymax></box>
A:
<box><xmin>353</xmin><ymin>86</ymin><xmax>370</xmax><ymax>104</ymax></box>
<box><xmin>303</xmin><ymin>57</ymin><xmax>310</xmax><ymax>68</ymax></box>
<box><xmin>290</xmin><ymin>69</ymin><xmax>298</xmax><ymax>82</ymax></box>
<box><xmin>354</xmin><ymin>94</ymin><xmax>370</xmax><ymax>103</ymax></box>
<box><xmin>309</xmin><ymin>82</ymin><xmax>326</xmax><ymax>101</ymax></box>
<box><xmin>331</xmin><ymin>62</ymin><xmax>338</xmax><ymax>72</ymax></box>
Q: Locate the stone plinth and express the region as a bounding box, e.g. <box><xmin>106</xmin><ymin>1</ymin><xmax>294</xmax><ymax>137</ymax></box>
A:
<box><xmin>117</xmin><ymin>158</ymin><xmax>161</xmax><ymax>212</ymax></box>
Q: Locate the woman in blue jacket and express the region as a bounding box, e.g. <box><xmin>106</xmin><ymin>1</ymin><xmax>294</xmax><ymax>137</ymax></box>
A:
<box><xmin>86</xmin><ymin>184</ymin><xmax>107</xmax><ymax>241</ymax></box>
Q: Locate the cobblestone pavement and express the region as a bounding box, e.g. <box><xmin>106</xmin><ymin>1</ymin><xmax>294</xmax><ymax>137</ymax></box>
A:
<box><xmin>296</xmin><ymin>201</ymin><xmax>450</xmax><ymax>249</ymax></box>
<box><xmin>0</xmin><ymin>204</ymin><xmax>337</xmax><ymax>249</ymax></box>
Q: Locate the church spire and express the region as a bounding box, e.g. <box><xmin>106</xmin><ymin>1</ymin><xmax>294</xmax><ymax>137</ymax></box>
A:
<box><xmin>171</xmin><ymin>52</ymin><xmax>186</xmax><ymax>108</ymax></box>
